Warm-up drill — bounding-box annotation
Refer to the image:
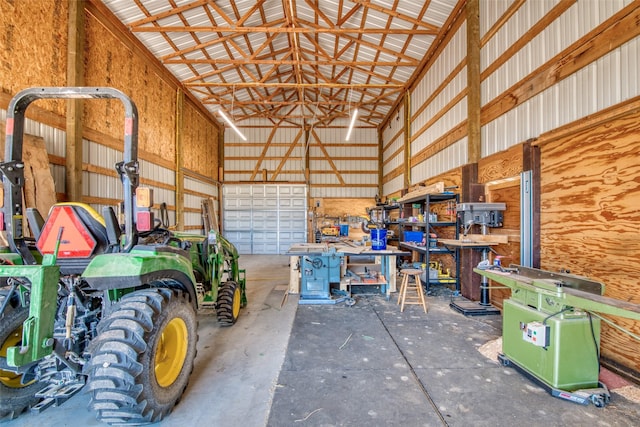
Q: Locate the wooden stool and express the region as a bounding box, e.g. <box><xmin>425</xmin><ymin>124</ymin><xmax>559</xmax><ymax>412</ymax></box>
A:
<box><xmin>398</xmin><ymin>268</ymin><xmax>428</xmax><ymax>313</ymax></box>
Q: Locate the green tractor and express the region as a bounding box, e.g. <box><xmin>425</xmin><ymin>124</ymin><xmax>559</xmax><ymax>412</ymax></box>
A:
<box><xmin>0</xmin><ymin>87</ymin><xmax>246</xmax><ymax>424</ymax></box>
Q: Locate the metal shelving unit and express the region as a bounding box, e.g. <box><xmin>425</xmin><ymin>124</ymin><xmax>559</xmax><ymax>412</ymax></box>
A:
<box><xmin>367</xmin><ymin>203</ymin><xmax>401</xmax><ymax>245</ymax></box>
<box><xmin>398</xmin><ymin>193</ymin><xmax>460</xmax><ymax>294</ymax></box>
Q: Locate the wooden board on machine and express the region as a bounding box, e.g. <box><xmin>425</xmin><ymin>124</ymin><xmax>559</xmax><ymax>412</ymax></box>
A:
<box><xmin>397</xmin><ymin>182</ymin><xmax>445</xmax><ymax>202</ymax></box>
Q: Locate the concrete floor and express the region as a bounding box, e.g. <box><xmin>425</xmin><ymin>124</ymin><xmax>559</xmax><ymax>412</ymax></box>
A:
<box><xmin>4</xmin><ymin>254</ymin><xmax>640</xmax><ymax>426</ymax></box>
<box><xmin>5</xmin><ymin>255</ymin><xmax>297</xmax><ymax>427</ymax></box>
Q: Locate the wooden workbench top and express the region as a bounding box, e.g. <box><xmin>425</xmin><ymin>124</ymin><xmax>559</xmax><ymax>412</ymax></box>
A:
<box><xmin>287</xmin><ymin>241</ymin><xmax>409</xmax><ymax>255</ymax></box>
<box><xmin>438</xmin><ymin>234</ymin><xmax>508</xmax><ymax>247</ymax></box>
<box><xmin>438</xmin><ymin>238</ymin><xmax>502</xmax><ymax>247</ymax></box>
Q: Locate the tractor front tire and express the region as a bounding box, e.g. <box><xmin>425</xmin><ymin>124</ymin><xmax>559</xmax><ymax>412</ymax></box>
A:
<box><xmin>216</xmin><ymin>281</ymin><xmax>241</xmax><ymax>326</ymax></box>
<box><xmin>0</xmin><ymin>296</ymin><xmax>45</xmax><ymax>421</ymax></box>
<box><xmin>86</xmin><ymin>288</ymin><xmax>198</xmax><ymax>424</ymax></box>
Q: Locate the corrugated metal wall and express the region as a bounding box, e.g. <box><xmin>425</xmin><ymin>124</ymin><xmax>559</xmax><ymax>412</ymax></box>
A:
<box><xmin>480</xmin><ymin>0</ymin><xmax>639</xmax><ymax>156</ymax></box>
<box><xmin>408</xmin><ymin>21</ymin><xmax>467</xmax><ymax>183</ymax></box>
<box><xmin>0</xmin><ymin>111</ymin><xmax>67</xmax><ymax>197</ymax></box>
<box><xmin>223</xmin><ymin>120</ymin><xmax>379</xmax><ymax>199</ymax></box>
<box><xmin>381</xmin><ymin>103</ymin><xmax>405</xmax><ymax>196</ymax></box>
<box><xmin>309</xmin><ymin>125</ymin><xmax>378</xmax><ymax>199</ymax></box>
<box><xmin>224</xmin><ymin>124</ymin><xmax>305</xmax><ymax>183</ymax></box>
<box><xmin>380</xmin><ymin>0</ymin><xmax>640</xmax><ymax>198</ymax></box>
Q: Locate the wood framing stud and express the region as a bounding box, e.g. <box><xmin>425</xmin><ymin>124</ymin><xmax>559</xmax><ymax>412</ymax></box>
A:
<box><xmin>175</xmin><ymin>89</ymin><xmax>185</xmax><ymax>231</ymax></box>
<box><xmin>403</xmin><ymin>91</ymin><xmax>411</xmax><ymax>189</ymax></box>
<box><xmin>66</xmin><ymin>0</ymin><xmax>85</xmax><ymax>202</ymax></box>
<box><xmin>466</xmin><ymin>0</ymin><xmax>481</xmax><ymax>164</ymax></box>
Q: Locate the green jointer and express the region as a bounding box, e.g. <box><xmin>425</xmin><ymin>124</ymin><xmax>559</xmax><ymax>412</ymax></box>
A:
<box><xmin>0</xmin><ymin>87</ymin><xmax>246</xmax><ymax>424</ymax></box>
<box><xmin>475</xmin><ymin>265</ymin><xmax>640</xmax><ymax>407</ymax></box>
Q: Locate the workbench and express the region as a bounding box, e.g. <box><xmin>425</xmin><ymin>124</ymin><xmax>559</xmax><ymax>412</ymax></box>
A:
<box><xmin>287</xmin><ymin>242</ymin><xmax>409</xmax><ymax>299</ymax></box>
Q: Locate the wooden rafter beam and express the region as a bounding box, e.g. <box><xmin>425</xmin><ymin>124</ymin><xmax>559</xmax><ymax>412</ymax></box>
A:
<box><xmin>127</xmin><ymin>0</ymin><xmax>209</xmax><ymax>27</ymax></box>
<box><xmin>297</xmin><ymin>19</ymin><xmax>419</xmax><ymax>62</ymax></box>
<box><xmin>160</xmin><ymin>20</ymin><xmax>287</xmax><ymax>61</ymax></box>
<box><xmin>270</xmin><ymin>131</ymin><xmax>304</xmax><ymax>180</ymax></box>
<box><xmin>338</xmin><ymin>2</ymin><xmax>363</xmax><ymax>26</ymax></box>
<box><xmin>165</xmin><ymin>58</ymin><xmax>418</xmax><ymax>66</ymax></box>
<box><xmin>205</xmin><ymin>99</ymin><xmax>395</xmax><ymax>106</ymax></box>
<box><xmin>351</xmin><ymin>0</ymin><xmax>441</xmax><ymax>32</ymax></box>
<box><xmin>310</xmin><ymin>129</ymin><xmax>346</xmax><ymax>185</ymax></box>
<box><xmin>305</xmin><ymin>0</ymin><xmax>334</xmax><ymax>29</ymax></box>
<box><xmin>131</xmin><ymin>26</ymin><xmax>437</xmax><ymax>35</ymax></box>
<box><xmin>185</xmin><ymin>82</ymin><xmax>403</xmax><ymax>88</ymax></box>
<box><xmin>283</xmin><ymin>0</ymin><xmax>305</xmax><ymax>111</ymax></box>
<box><xmin>249</xmin><ymin>125</ymin><xmax>281</xmax><ymax>180</ymax></box>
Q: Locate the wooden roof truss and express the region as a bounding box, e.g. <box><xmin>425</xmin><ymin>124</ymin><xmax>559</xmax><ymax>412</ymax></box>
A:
<box><xmin>103</xmin><ymin>0</ymin><xmax>457</xmax><ymax>128</ymax></box>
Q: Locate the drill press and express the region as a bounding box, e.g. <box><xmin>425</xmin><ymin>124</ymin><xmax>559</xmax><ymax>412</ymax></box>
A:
<box><xmin>451</xmin><ymin>202</ymin><xmax>506</xmax><ymax>315</ymax></box>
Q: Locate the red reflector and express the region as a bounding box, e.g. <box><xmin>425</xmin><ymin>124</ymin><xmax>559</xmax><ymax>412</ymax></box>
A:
<box><xmin>125</xmin><ymin>117</ymin><xmax>133</xmax><ymax>136</ymax></box>
<box><xmin>0</xmin><ymin>212</ymin><xmax>4</xmax><ymax>231</ymax></box>
<box><xmin>137</xmin><ymin>211</ymin><xmax>152</xmax><ymax>232</ymax></box>
<box><xmin>37</xmin><ymin>206</ymin><xmax>96</xmax><ymax>257</ymax></box>
<box><xmin>5</xmin><ymin>118</ymin><xmax>13</xmax><ymax>136</ymax></box>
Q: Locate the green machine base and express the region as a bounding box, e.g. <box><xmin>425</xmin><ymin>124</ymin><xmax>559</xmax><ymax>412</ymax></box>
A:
<box><xmin>502</xmin><ymin>298</ymin><xmax>601</xmax><ymax>391</ymax></box>
<box><xmin>474</xmin><ymin>265</ymin><xmax>640</xmax><ymax>408</ymax></box>
<box><xmin>497</xmin><ymin>352</ymin><xmax>610</xmax><ymax>407</ymax></box>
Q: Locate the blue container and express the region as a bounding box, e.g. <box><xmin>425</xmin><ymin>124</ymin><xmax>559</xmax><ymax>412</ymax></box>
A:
<box><xmin>404</xmin><ymin>231</ymin><xmax>423</xmax><ymax>243</ymax></box>
<box><xmin>371</xmin><ymin>229</ymin><xmax>387</xmax><ymax>250</ymax></box>
<box><xmin>339</xmin><ymin>224</ymin><xmax>349</xmax><ymax>236</ymax></box>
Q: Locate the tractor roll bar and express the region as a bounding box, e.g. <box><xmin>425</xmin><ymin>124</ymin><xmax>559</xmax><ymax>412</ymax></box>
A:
<box><xmin>1</xmin><ymin>87</ymin><xmax>140</xmax><ymax>260</ymax></box>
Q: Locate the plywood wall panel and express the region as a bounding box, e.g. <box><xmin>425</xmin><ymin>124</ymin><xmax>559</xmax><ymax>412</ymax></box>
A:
<box><xmin>84</xmin><ymin>14</ymin><xmax>176</xmax><ymax>164</ymax></box>
<box><xmin>0</xmin><ymin>1</ymin><xmax>68</xmax><ymax>114</ymax></box>
<box><xmin>183</xmin><ymin>102</ymin><xmax>218</xmax><ymax>179</ymax></box>
<box><xmin>540</xmin><ymin>110</ymin><xmax>640</xmax><ymax>373</ymax></box>
<box><xmin>486</xmin><ymin>180</ymin><xmax>521</xmax><ymax>310</ymax></box>
<box><xmin>480</xmin><ymin>1</ymin><xmax>640</xmax><ymax>158</ymax></box>
<box><xmin>477</xmin><ymin>144</ymin><xmax>527</xmax><ymax>309</ymax></box>
<box><xmin>478</xmin><ymin>144</ymin><xmax>523</xmax><ymax>183</ymax></box>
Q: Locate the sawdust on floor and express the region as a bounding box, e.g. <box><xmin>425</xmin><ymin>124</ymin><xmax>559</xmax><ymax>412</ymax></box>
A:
<box><xmin>478</xmin><ymin>336</ymin><xmax>502</xmax><ymax>361</ymax></box>
<box><xmin>613</xmin><ymin>385</ymin><xmax>640</xmax><ymax>403</ymax></box>
<box><xmin>476</xmin><ymin>337</ymin><xmax>640</xmax><ymax>404</ymax></box>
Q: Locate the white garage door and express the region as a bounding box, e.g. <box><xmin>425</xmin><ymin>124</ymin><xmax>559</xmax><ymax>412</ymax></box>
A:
<box><xmin>223</xmin><ymin>184</ymin><xmax>307</xmax><ymax>254</ymax></box>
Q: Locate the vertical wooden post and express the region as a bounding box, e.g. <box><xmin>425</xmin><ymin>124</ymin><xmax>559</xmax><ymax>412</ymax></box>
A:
<box><xmin>459</xmin><ymin>163</ymin><xmax>482</xmax><ymax>300</ymax></box>
<box><xmin>66</xmin><ymin>0</ymin><xmax>85</xmax><ymax>202</ymax></box>
<box><xmin>466</xmin><ymin>0</ymin><xmax>481</xmax><ymax>164</ymax></box>
<box><xmin>403</xmin><ymin>91</ymin><xmax>411</xmax><ymax>189</ymax></box>
<box><xmin>304</xmin><ymin>125</ymin><xmax>312</xmax><ymax>242</ymax></box>
<box><xmin>377</xmin><ymin>128</ymin><xmax>383</xmax><ymax>197</ymax></box>
<box><xmin>304</xmin><ymin>125</ymin><xmax>310</xmax><ymax>184</ymax></box>
<box><xmin>460</xmin><ymin>1</ymin><xmax>483</xmax><ymax>300</ymax></box>
<box><xmin>217</xmin><ymin>122</ymin><xmax>225</xmax><ymax>233</ymax></box>
<box><xmin>218</xmin><ymin>125</ymin><xmax>225</xmax><ymax>182</ymax></box>
<box><xmin>175</xmin><ymin>89</ymin><xmax>184</xmax><ymax>231</ymax></box>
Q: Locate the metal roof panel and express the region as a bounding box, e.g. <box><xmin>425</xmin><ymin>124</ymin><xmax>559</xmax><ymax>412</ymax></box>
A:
<box><xmin>101</xmin><ymin>0</ymin><xmax>459</xmax><ymax>126</ymax></box>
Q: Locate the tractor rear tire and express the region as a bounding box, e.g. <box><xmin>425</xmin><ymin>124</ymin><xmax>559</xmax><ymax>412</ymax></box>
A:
<box><xmin>216</xmin><ymin>281</ymin><xmax>241</xmax><ymax>326</ymax></box>
<box><xmin>85</xmin><ymin>288</ymin><xmax>198</xmax><ymax>425</ymax></box>
<box><xmin>0</xmin><ymin>295</ymin><xmax>45</xmax><ymax>421</ymax></box>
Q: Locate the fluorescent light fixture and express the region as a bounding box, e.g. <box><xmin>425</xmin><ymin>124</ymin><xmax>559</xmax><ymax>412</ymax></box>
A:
<box><xmin>345</xmin><ymin>108</ymin><xmax>358</xmax><ymax>141</ymax></box>
<box><xmin>218</xmin><ymin>109</ymin><xmax>247</xmax><ymax>141</ymax></box>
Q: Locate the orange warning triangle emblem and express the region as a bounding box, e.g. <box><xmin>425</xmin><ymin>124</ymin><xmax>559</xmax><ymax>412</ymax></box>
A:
<box><xmin>37</xmin><ymin>205</ymin><xmax>97</xmax><ymax>258</ymax></box>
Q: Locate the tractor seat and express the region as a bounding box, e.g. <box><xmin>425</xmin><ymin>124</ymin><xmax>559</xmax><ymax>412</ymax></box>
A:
<box><xmin>36</xmin><ymin>203</ymin><xmax>119</xmax><ymax>274</ymax></box>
